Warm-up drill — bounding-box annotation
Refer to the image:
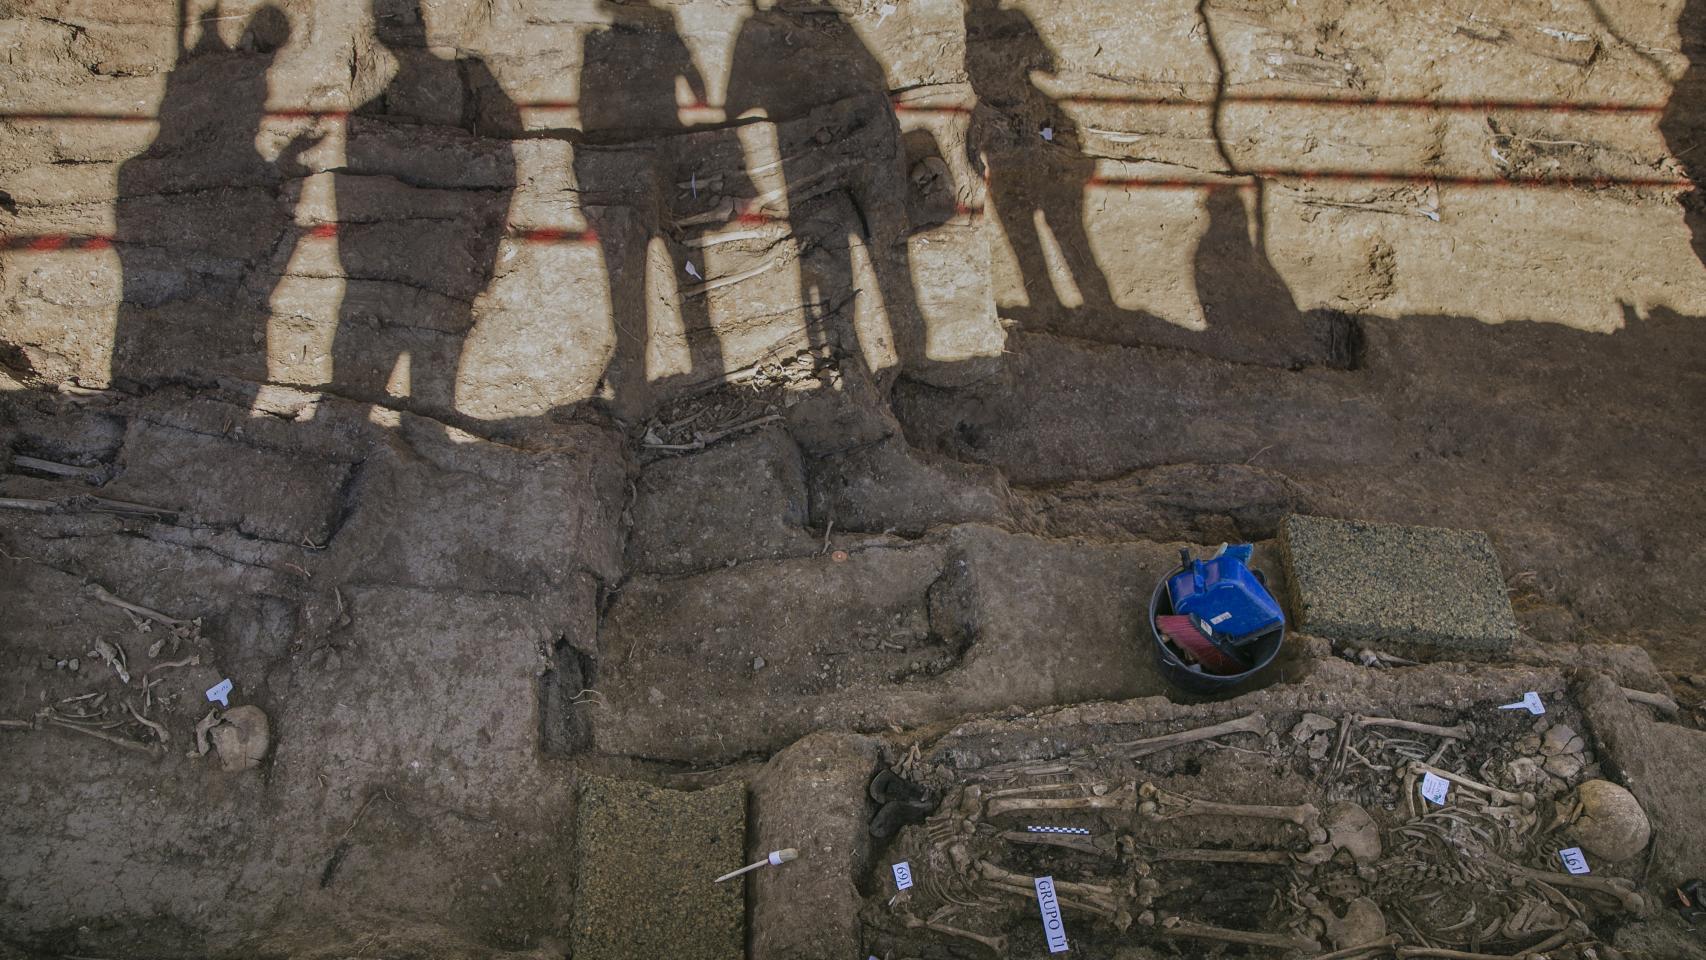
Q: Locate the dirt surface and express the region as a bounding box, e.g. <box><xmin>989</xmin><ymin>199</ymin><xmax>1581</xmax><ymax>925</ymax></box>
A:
<box><xmin>4</xmin><ymin>0</ymin><xmax>1706</xmax><ymax>956</ymax></box>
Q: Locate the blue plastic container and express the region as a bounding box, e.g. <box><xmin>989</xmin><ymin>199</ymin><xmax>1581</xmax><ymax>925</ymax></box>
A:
<box><xmin>1165</xmin><ymin>544</ymin><xmax>1283</xmax><ymax>643</ymax></box>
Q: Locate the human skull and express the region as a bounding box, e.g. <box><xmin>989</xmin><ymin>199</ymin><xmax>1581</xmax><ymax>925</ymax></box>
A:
<box><xmin>1556</xmin><ymin>779</ymin><xmax>1650</xmax><ymax>862</ymax></box>
<box><xmin>211</xmin><ymin>705</ymin><xmax>271</xmax><ymax>772</ymax></box>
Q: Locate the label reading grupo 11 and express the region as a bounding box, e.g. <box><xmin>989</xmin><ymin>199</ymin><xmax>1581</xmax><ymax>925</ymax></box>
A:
<box><xmin>1034</xmin><ymin>875</ymin><xmax>1070</xmax><ymax>953</ymax></box>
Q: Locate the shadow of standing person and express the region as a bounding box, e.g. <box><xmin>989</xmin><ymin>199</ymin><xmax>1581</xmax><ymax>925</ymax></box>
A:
<box><xmin>963</xmin><ymin>0</ymin><xmax>1122</xmax><ymax>317</ymax></box>
<box><xmin>111</xmin><ymin>5</ymin><xmax>311</xmax><ymax>398</ymax></box>
<box><xmin>725</xmin><ymin>0</ymin><xmax>925</xmax><ymax>384</ymax></box>
<box><xmin>329</xmin><ymin>0</ymin><xmax>519</xmax><ymax>415</ymax></box>
<box><xmin>1187</xmin><ymin>0</ymin><xmax>1330</xmax><ymax>371</ymax></box>
<box><xmin>575</xmin><ymin>0</ymin><xmax>721</xmax><ymax>422</ymax></box>
<box><xmin>1661</xmin><ymin>0</ymin><xmax>1706</xmax><ymax>269</ymax></box>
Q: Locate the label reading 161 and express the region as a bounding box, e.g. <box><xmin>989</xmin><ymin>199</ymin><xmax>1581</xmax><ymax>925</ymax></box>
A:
<box><xmin>892</xmin><ymin>861</ymin><xmax>914</xmax><ymax>890</ymax></box>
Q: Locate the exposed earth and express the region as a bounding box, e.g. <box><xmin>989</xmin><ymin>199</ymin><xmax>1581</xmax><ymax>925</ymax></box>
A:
<box><xmin>4</xmin><ymin>0</ymin><xmax>1706</xmax><ymax>957</ymax></box>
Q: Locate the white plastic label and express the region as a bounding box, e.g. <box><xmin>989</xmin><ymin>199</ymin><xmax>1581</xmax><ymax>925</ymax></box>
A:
<box><xmin>1041</xmin><ymin>126</ymin><xmax>1055</xmax><ymax>141</ymax></box>
<box><xmin>1499</xmin><ymin>691</ymin><xmax>1545</xmax><ymax>715</ymax></box>
<box><xmin>1558</xmin><ymin>847</ymin><xmax>1590</xmax><ymax>875</ymax></box>
<box><xmin>1420</xmin><ymin>772</ymin><xmax>1450</xmax><ymax>805</ymax></box>
<box><xmin>891</xmin><ymin>861</ymin><xmax>914</xmax><ymax>890</ymax></box>
<box><xmin>1034</xmin><ymin>876</ymin><xmax>1070</xmax><ymax>953</ymax></box>
<box><xmin>1209</xmin><ymin>612</ymin><xmax>1232</xmax><ymax>625</ymax></box>
<box><xmin>205</xmin><ymin>678</ymin><xmax>233</xmax><ymax>707</ymax></box>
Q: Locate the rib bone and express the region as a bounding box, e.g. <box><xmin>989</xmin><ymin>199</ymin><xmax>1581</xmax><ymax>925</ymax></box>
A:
<box><xmin>1139</xmin><ymin>782</ymin><xmax>1326</xmax><ymax>844</ymax></box>
<box><xmin>1109</xmin><ymin>712</ymin><xmax>1267</xmax><ymax>758</ymax></box>
<box><xmin>1407</xmin><ymin>761</ymin><xmax>1535</xmax><ymax>809</ymax></box>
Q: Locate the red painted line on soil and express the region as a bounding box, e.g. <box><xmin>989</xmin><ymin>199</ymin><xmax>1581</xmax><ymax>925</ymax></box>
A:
<box><xmin>1055</xmin><ymin>93</ymin><xmax>1668</xmax><ymax>115</ymax></box>
<box><xmin>1087</xmin><ymin>169</ymin><xmax>1694</xmax><ymax>190</ymax></box>
<box><xmin>6</xmin><ymin>93</ymin><xmax>1671</xmax><ymax>125</ymax></box>
<box><xmin>3</xmin><ymin>165</ymin><xmax>1689</xmax><ymax>256</ymax></box>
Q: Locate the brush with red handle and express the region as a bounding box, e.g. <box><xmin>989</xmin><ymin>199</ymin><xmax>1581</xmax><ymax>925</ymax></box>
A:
<box><xmin>1155</xmin><ymin>614</ymin><xmax>1246</xmax><ymax>674</ymax></box>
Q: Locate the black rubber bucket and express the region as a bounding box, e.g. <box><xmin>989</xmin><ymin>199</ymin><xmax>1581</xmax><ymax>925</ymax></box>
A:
<box><xmin>1149</xmin><ymin>563</ymin><xmax>1285</xmax><ymax>695</ymax></box>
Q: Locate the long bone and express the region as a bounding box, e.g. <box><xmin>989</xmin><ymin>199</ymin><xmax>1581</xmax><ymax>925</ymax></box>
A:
<box><xmin>1354</xmin><ymin>716</ymin><xmax>1474</xmax><ymax>740</ymax></box>
<box><xmin>1406</xmin><ymin>761</ymin><xmax>1536</xmax><ymax>810</ymax></box>
<box><xmin>1108</xmin><ymin>712</ymin><xmax>1268</xmax><ymax>758</ymax></box>
<box><xmin>1139</xmin><ymin>781</ymin><xmax>1327</xmax><ymax>844</ymax></box>
<box><xmin>974</xmin><ymin>861</ymin><xmax>1121</xmax><ymax>920</ymax></box>
<box><xmin>978</xmin><ymin>875</ymin><xmax>1119</xmax><ymax>920</ymax></box>
<box><xmin>1503</xmin><ymin>864</ymin><xmax>1647</xmax><ymax>915</ymax></box>
<box><xmin>999</xmin><ymin>829</ymin><xmax>1118</xmax><ymax>858</ymax></box>
<box><xmin>977</xmin><ymin>860</ymin><xmax>1121</xmax><ymax>906</ymax></box>
<box><xmin>1150</xmin><ymin>804</ymin><xmax>1379</xmax><ymax>868</ymax></box>
<box><xmin>1160</xmin><ymin>916</ymin><xmax>1321</xmax><ymax>953</ymax></box>
<box><xmin>986</xmin><ymin>783</ymin><xmax>1137</xmax><ymax>819</ymax></box>
<box><xmin>897</xmin><ymin>911</ymin><xmax>1007</xmax><ymax>954</ymax></box>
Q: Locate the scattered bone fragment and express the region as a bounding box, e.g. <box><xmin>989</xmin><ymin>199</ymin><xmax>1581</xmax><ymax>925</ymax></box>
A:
<box><xmin>1552</xmin><ymin>779</ymin><xmax>1650</xmax><ymax>862</ymax></box>
<box><xmin>124</xmin><ymin>700</ymin><xmax>169</xmax><ymax>744</ymax></box>
<box><xmin>1354</xmin><ymin>716</ymin><xmax>1474</xmax><ymax>740</ymax></box>
<box><xmin>1109</xmin><ymin>712</ymin><xmax>1267</xmax><ymax>758</ymax></box>
<box><xmin>1618</xmin><ymin>686</ymin><xmax>1679</xmax><ymax>716</ymax></box>
<box><xmin>145</xmin><ymin>654</ymin><xmax>202</xmax><ymax>686</ymax></box>
<box><xmin>210</xmin><ymin>705</ymin><xmax>271</xmax><ymax>771</ymax></box>
<box><xmin>86</xmin><ymin>584</ymin><xmax>202</xmax><ymax>649</ymax></box>
<box><xmin>37</xmin><ymin>712</ymin><xmax>163</xmax><ymax>758</ymax></box>
<box><xmin>1291</xmin><ymin>713</ymin><xmax>1336</xmax><ymax>742</ymax></box>
<box><xmin>91</xmin><ymin>638</ymin><xmax>130</xmax><ymax>684</ymax></box>
<box><xmin>191</xmin><ymin>709</ymin><xmax>221</xmax><ymax>757</ymax></box>
<box><xmin>10</xmin><ymin>454</ymin><xmax>110</xmax><ymax>484</ymax></box>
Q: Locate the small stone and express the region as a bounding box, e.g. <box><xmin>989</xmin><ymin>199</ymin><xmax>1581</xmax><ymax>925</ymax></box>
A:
<box><xmin>67</xmin><ymin>658</ymin><xmax>80</xmax><ymax>672</ymax></box>
<box><xmin>1515</xmin><ymin>734</ymin><xmax>1542</xmax><ymax>755</ymax></box>
<box><xmin>1541</xmin><ymin>724</ymin><xmax>1583</xmax><ymax>757</ymax></box>
<box><xmin>751</xmin><ymin>656</ymin><xmax>766</xmax><ymax>670</ymax></box>
<box><xmin>1544</xmin><ymin>752</ymin><xmax>1584</xmax><ymax>780</ymax></box>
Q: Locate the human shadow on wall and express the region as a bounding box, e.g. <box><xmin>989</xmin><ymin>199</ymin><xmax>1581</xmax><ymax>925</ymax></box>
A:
<box><xmin>1186</xmin><ymin>0</ymin><xmax>1359</xmax><ymax>371</ymax></box>
<box><xmin>575</xmin><ymin>0</ymin><xmax>723</xmax><ymax>423</ymax></box>
<box><xmin>962</xmin><ymin>0</ymin><xmax>1123</xmax><ymax>316</ymax></box>
<box><xmin>110</xmin><ymin>5</ymin><xmax>310</xmax><ymax>397</ymax></box>
<box><xmin>724</xmin><ymin>0</ymin><xmax>926</xmax><ymax>384</ymax></box>
<box><xmin>959</xmin><ymin>0</ymin><xmax>1358</xmax><ymax>371</ymax></box>
<box><xmin>326</xmin><ymin>0</ymin><xmax>519</xmax><ymax>414</ymax></box>
<box><xmin>1661</xmin><ymin>0</ymin><xmax>1706</xmax><ymax>270</ymax></box>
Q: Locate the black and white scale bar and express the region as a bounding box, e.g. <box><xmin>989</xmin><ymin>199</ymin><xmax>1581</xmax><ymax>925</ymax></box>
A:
<box><xmin>1025</xmin><ymin>825</ymin><xmax>1091</xmax><ymax>835</ymax></box>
